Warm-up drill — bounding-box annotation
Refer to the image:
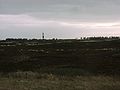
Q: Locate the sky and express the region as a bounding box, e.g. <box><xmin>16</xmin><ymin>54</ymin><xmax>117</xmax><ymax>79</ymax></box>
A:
<box><xmin>1</xmin><ymin>0</ymin><xmax>120</xmax><ymax>39</ymax></box>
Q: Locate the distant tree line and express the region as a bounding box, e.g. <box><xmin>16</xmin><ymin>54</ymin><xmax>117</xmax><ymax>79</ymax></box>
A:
<box><xmin>80</xmin><ymin>36</ymin><xmax>120</xmax><ymax>40</ymax></box>
<box><xmin>0</xmin><ymin>36</ymin><xmax>120</xmax><ymax>43</ymax></box>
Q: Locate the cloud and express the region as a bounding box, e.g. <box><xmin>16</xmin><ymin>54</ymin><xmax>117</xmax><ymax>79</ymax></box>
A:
<box><xmin>60</xmin><ymin>22</ymin><xmax>120</xmax><ymax>28</ymax></box>
<box><xmin>1</xmin><ymin>0</ymin><xmax>120</xmax><ymax>22</ymax></box>
<box><xmin>0</xmin><ymin>14</ymin><xmax>59</xmax><ymax>27</ymax></box>
<box><xmin>0</xmin><ymin>14</ymin><xmax>120</xmax><ymax>29</ymax></box>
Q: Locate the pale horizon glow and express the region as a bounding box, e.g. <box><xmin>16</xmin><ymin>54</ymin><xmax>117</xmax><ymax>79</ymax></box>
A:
<box><xmin>1</xmin><ymin>14</ymin><xmax>120</xmax><ymax>28</ymax></box>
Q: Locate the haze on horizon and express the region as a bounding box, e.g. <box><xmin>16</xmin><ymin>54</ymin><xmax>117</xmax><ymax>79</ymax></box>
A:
<box><xmin>1</xmin><ymin>0</ymin><xmax>120</xmax><ymax>39</ymax></box>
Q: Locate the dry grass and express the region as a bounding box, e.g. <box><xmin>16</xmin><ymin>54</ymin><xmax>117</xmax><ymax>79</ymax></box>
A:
<box><xmin>0</xmin><ymin>72</ymin><xmax>120</xmax><ymax>90</ymax></box>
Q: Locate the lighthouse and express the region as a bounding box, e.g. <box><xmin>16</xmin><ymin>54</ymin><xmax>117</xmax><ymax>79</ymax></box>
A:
<box><xmin>42</xmin><ymin>33</ymin><xmax>45</xmax><ymax>40</ymax></box>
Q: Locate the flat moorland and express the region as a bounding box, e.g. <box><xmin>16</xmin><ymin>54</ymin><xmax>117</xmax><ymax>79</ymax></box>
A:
<box><xmin>0</xmin><ymin>39</ymin><xmax>120</xmax><ymax>90</ymax></box>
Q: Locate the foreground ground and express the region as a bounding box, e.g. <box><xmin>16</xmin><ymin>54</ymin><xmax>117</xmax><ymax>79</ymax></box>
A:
<box><xmin>0</xmin><ymin>72</ymin><xmax>120</xmax><ymax>90</ymax></box>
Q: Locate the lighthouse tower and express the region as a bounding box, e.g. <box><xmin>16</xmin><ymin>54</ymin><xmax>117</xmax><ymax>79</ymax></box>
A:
<box><xmin>42</xmin><ymin>33</ymin><xmax>44</xmax><ymax>40</ymax></box>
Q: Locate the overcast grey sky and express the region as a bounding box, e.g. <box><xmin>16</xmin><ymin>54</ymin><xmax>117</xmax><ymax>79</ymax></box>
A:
<box><xmin>0</xmin><ymin>0</ymin><xmax>120</xmax><ymax>39</ymax></box>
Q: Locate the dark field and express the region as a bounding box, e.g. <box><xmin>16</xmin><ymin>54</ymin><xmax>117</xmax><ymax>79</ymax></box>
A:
<box><xmin>0</xmin><ymin>39</ymin><xmax>120</xmax><ymax>90</ymax></box>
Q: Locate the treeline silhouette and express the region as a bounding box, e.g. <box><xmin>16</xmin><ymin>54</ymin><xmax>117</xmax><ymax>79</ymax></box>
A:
<box><xmin>81</xmin><ymin>36</ymin><xmax>120</xmax><ymax>40</ymax></box>
<box><xmin>0</xmin><ymin>36</ymin><xmax>119</xmax><ymax>42</ymax></box>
